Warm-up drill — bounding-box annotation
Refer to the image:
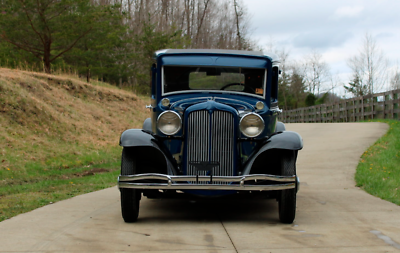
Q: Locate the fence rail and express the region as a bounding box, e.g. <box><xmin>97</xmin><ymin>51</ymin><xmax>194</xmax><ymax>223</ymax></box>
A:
<box><xmin>278</xmin><ymin>89</ymin><xmax>400</xmax><ymax>123</ymax></box>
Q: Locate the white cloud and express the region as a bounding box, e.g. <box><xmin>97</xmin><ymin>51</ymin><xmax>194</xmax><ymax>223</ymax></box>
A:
<box><xmin>245</xmin><ymin>0</ymin><xmax>400</xmax><ymax>87</ymax></box>
<box><xmin>333</xmin><ymin>6</ymin><xmax>364</xmax><ymax>18</ymax></box>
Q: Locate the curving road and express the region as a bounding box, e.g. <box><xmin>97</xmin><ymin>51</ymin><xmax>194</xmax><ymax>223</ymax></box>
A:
<box><xmin>1</xmin><ymin>123</ymin><xmax>400</xmax><ymax>252</ymax></box>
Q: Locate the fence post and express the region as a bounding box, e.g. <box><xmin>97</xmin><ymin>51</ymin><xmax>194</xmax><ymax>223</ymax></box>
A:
<box><xmin>278</xmin><ymin>89</ymin><xmax>399</xmax><ymax>123</ymax></box>
<box><xmin>371</xmin><ymin>95</ymin><xmax>374</xmax><ymax>119</ymax></box>
<box><xmin>390</xmin><ymin>90</ymin><xmax>394</xmax><ymax>119</ymax></box>
<box><xmin>361</xmin><ymin>96</ymin><xmax>364</xmax><ymax>120</ymax></box>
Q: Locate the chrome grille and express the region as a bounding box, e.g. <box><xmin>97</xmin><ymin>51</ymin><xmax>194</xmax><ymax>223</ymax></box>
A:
<box><xmin>186</xmin><ymin>110</ymin><xmax>235</xmax><ymax>184</ymax></box>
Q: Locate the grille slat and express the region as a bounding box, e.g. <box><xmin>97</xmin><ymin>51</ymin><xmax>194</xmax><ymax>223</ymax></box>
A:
<box><xmin>186</xmin><ymin>110</ymin><xmax>235</xmax><ymax>185</ymax></box>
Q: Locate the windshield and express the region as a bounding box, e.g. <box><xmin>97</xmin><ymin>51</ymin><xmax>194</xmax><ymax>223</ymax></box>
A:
<box><xmin>163</xmin><ymin>66</ymin><xmax>266</xmax><ymax>97</ymax></box>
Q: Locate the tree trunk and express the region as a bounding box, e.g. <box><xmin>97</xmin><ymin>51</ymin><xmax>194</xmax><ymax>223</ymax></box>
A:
<box><xmin>87</xmin><ymin>68</ymin><xmax>91</xmax><ymax>83</ymax></box>
<box><xmin>233</xmin><ymin>0</ymin><xmax>242</xmax><ymax>50</ymax></box>
<box><xmin>43</xmin><ymin>39</ymin><xmax>51</xmax><ymax>74</ymax></box>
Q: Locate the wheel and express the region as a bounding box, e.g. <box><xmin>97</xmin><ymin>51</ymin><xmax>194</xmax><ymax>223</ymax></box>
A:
<box><xmin>278</xmin><ymin>150</ymin><xmax>297</xmax><ymax>224</ymax></box>
<box><xmin>120</xmin><ymin>148</ymin><xmax>141</xmax><ymax>222</ymax></box>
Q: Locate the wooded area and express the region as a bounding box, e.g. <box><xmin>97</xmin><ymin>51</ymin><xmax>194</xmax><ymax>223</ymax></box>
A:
<box><xmin>1</xmin><ymin>0</ymin><xmax>399</xmax><ymax>106</ymax></box>
<box><xmin>0</xmin><ymin>0</ymin><xmax>255</xmax><ymax>93</ymax></box>
<box><xmin>279</xmin><ymin>89</ymin><xmax>400</xmax><ymax>123</ymax></box>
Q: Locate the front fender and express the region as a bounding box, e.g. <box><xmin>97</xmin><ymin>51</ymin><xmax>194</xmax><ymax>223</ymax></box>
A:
<box><xmin>119</xmin><ymin>129</ymin><xmax>177</xmax><ymax>175</ymax></box>
<box><xmin>262</xmin><ymin>131</ymin><xmax>303</xmax><ymax>150</ymax></box>
<box><xmin>120</xmin><ymin>129</ymin><xmax>156</xmax><ymax>147</ymax></box>
<box><xmin>243</xmin><ymin>131</ymin><xmax>303</xmax><ymax>175</ymax></box>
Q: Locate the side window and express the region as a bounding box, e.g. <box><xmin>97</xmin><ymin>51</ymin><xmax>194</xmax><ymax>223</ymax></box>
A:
<box><xmin>151</xmin><ymin>64</ymin><xmax>156</xmax><ymax>96</ymax></box>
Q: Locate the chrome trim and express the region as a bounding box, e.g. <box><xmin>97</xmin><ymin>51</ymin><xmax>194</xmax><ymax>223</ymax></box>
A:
<box><xmin>271</xmin><ymin>107</ymin><xmax>282</xmax><ymax>114</ymax></box>
<box><xmin>296</xmin><ymin>176</ymin><xmax>300</xmax><ymax>193</ymax></box>
<box><xmin>153</xmin><ymin>49</ymin><xmax>169</xmax><ymax>59</ymax></box>
<box><xmin>119</xmin><ymin>174</ymin><xmax>295</xmax><ymax>182</ymax></box>
<box><xmin>157</xmin><ymin>110</ymin><xmax>182</xmax><ymax>135</ymax></box>
<box><xmin>118</xmin><ymin>173</ymin><xmax>296</xmax><ymax>191</ymax></box>
<box><xmin>119</xmin><ymin>182</ymin><xmax>295</xmax><ymax>191</ymax></box>
<box><xmin>186</xmin><ymin>110</ymin><xmax>210</xmax><ymax>183</ymax></box>
<box><xmin>185</xmin><ymin>110</ymin><xmax>235</xmax><ymax>184</ymax></box>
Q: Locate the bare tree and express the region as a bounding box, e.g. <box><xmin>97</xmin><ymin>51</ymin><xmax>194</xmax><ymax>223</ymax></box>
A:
<box><xmin>391</xmin><ymin>70</ymin><xmax>400</xmax><ymax>90</ymax></box>
<box><xmin>276</xmin><ymin>48</ymin><xmax>290</xmax><ymax>109</ymax></box>
<box><xmin>347</xmin><ymin>33</ymin><xmax>389</xmax><ymax>94</ymax></box>
<box><xmin>302</xmin><ymin>50</ymin><xmax>331</xmax><ymax>95</ymax></box>
<box><xmin>233</xmin><ymin>0</ymin><xmax>243</xmax><ymax>50</ymax></box>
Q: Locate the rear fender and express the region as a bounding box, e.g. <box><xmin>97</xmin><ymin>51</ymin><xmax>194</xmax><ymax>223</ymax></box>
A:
<box><xmin>120</xmin><ymin>129</ymin><xmax>176</xmax><ymax>175</ymax></box>
<box><xmin>242</xmin><ymin>131</ymin><xmax>302</xmax><ymax>175</ymax></box>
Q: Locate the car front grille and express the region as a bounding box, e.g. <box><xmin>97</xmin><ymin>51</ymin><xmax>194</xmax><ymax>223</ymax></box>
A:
<box><xmin>185</xmin><ymin>110</ymin><xmax>235</xmax><ymax>184</ymax></box>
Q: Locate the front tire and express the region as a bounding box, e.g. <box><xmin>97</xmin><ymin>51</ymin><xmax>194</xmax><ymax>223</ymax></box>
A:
<box><xmin>278</xmin><ymin>150</ymin><xmax>297</xmax><ymax>224</ymax></box>
<box><xmin>120</xmin><ymin>148</ymin><xmax>141</xmax><ymax>222</ymax></box>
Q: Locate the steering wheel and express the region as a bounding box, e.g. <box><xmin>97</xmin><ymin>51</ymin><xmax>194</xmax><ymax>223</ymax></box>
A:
<box><xmin>220</xmin><ymin>83</ymin><xmax>255</xmax><ymax>93</ymax></box>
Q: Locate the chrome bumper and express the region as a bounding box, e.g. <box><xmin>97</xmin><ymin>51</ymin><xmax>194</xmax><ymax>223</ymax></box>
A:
<box><xmin>118</xmin><ymin>173</ymin><xmax>299</xmax><ymax>191</ymax></box>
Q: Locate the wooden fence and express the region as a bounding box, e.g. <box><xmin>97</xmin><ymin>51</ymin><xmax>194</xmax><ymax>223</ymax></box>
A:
<box><xmin>278</xmin><ymin>89</ymin><xmax>400</xmax><ymax>123</ymax></box>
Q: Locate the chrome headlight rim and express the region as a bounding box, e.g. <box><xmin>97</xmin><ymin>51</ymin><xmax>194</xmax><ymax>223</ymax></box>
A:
<box><xmin>157</xmin><ymin>110</ymin><xmax>182</xmax><ymax>135</ymax></box>
<box><xmin>239</xmin><ymin>112</ymin><xmax>265</xmax><ymax>138</ymax></box>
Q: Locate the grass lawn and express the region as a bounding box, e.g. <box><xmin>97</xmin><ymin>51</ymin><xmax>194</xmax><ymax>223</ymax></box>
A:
<box><xmin>0</xmin><ymin>68</ymin><xmax>149</xmax><ymax>222</ymax></box>
<box><xmin>0</xmin><ymin>150</ymin><xmax>121</xmax><ymax>221</ymax></box>
<box><xmin>355</xmin><ymin>119</ymin><xmax>400</xmax><ymax>205</ymax></box>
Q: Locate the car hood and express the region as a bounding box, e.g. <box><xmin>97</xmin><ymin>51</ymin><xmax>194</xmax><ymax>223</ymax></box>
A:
<box><xmin>170</xmin><ymin>96</ymin><xmax>256</xmax><ymax>114</ymax></box>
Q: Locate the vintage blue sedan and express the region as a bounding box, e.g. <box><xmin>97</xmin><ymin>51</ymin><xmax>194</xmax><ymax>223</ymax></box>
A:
<box><xmin>118</xmin><ymin>49</ymin><xmax>303</xmax><ymax>223</ymax></box>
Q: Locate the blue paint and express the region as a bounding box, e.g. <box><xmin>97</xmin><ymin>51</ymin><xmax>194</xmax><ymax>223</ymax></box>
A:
<box><xmin>150</xmin><ymin>49</ymin><xmax>279</xmax><ymax>197</ymax></box>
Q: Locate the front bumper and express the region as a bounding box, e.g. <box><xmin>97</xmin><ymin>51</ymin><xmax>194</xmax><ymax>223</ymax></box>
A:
<box><xmin>118</xmin><ymin>173</ymin><xmax>299</xmax><ymax>191</ymax></box>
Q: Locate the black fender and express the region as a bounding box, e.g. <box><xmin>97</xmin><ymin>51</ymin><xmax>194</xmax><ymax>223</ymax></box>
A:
<box><xmin>119</xmin><ymin>129</ymin><xmax>176</xmax><ymax>175</ymax></box>
<box><xmin>242</xmin><ymin>131</ymin><xmax>303</xmax><ymax>175</ymax></box>
<box><xmin>142</xmin><ymin>118</ymin><xmax>152</xmax><ymax>133</ymax></box>
<box><xmin>275</xmin><ymin>121</ymin><xmax>286</xmax><ymax>132</ymax></box>
<box><xmin>120</xmin><ymin>129</ymin><xmax>156</xmax><ymax>147</ymax></box>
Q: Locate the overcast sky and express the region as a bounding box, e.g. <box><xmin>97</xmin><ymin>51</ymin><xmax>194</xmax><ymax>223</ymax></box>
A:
<box><xmin>245</xmin><ymin>0</ymin><xmax>400</xmax><ymax>93</ymax></box>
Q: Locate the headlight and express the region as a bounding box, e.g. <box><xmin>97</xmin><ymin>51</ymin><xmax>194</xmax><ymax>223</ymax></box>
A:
<box><xmin>239</xmin><ymin>113</ymin><xmax>264</xmax><ymax>137</ymax></box>
<box><xmin>255</xmin><ymin>101</ymin><xmax>264</xmax><ymax>110</ymax></box>
<box><xmin>161</xmin><ymin>98</ymin><xmax>170</xmax><ymax>107</ymax></box>
<box><xmin>157</xmin><ymin>111</ymin><xmax>182</xmax><ymax>135</ymax></box>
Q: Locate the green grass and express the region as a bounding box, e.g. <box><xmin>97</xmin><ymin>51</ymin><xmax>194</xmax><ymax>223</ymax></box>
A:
<box><xmin>0</xmin><ymin>146</ymin><xmax>122</xmax><ymax>222</ymax></box>
<box><xmin>355</xmin><ymin>119</ymin><xmax>400</xmax><ymax>205</ymax></box>
<box><xmin>0</xmin><ymin>68</ymin><xmax>149</xmax><ymax>222</ymax></box>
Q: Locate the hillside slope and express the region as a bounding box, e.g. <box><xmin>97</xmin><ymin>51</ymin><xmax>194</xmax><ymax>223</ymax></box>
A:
<box><xmin>0</xmin><ymin>68</ymin><xmax>150</xmax><ymax>220</ymax></box>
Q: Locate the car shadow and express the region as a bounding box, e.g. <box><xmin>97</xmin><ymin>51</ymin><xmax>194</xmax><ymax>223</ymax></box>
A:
<box><xmin>137</xmin><ymin>197</ymin><xmax>280</xmax><ymax>224</ymax></box>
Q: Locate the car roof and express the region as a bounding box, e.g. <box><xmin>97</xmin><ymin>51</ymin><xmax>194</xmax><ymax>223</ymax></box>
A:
<box><xmin>154</xmin><ymin>49</ymin><xmax>279</xmax><ymax>63</ymax></box>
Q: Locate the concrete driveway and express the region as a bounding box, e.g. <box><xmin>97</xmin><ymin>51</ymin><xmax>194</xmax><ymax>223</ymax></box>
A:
<box><xmin>1</xmin><ymin>122</ymin><xmax>399</xmax><ymax>252</ymax></box>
